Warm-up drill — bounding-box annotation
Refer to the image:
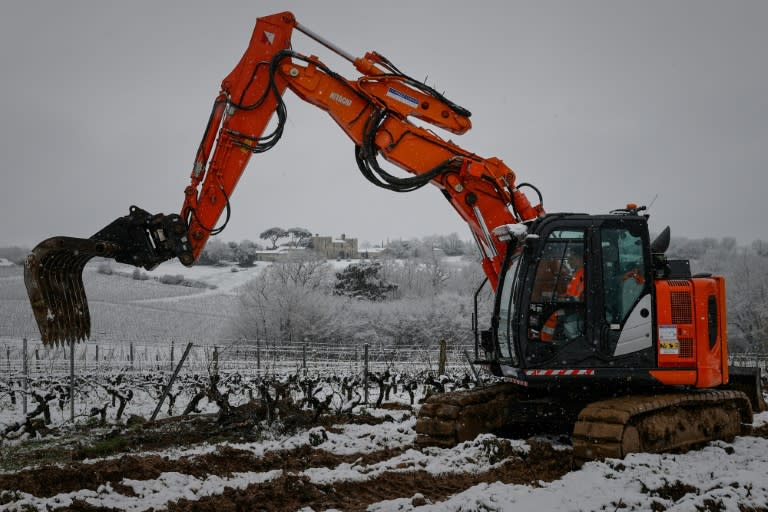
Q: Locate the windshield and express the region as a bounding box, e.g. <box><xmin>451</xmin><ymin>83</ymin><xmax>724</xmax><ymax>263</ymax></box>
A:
<box><xmin>497</xmin><ymin>253</ymin><xmax>521</xmax><ymax>364</ymax></box>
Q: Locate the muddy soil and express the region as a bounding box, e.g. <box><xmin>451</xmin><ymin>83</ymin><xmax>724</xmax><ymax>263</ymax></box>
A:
<box><xmin>6</xmin><ymin>441</ymin><xmax>570</xmax><ymax>512</ymax></box>
<box><xmin>0</xmin><ymin>397</ymin><xmax>572</xmax><ymax>512</ymax></box>
<box><xmin>2</xmin><ymin>398</ymin><xmax>766</xmax><ymax>512</ymax></box>
<box><xmin>164</xmin><ymin>441</ymin><xmax>571</xmax><ymax>512</ymax></box>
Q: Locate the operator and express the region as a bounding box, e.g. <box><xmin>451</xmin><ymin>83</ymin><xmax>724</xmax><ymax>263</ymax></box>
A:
<box><xmin>564</xmin><ymin>251</ymin><xmax>585</xmax><ymax>300</ymax></box>
<box><xmin>541</xmin><ymin>250</ymin><xmax>585</xmax><ymax>342</ymax></box>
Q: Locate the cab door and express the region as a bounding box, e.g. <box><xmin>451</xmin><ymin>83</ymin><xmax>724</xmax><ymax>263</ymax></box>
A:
<box><xmin>594</xmin><ymin>219</ymin><xmax>655</xmax><ymax>367</ymax></box>
<box><xmin>518</xmin><ymin>220</ymin><xmax>593</xmax><ymax>367</ymax></box>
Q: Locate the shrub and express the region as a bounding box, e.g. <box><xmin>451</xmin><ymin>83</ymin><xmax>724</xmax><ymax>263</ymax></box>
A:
<box><xmin>159</xmin><ymin>274</ymin><xmax>185</xmax><ymax>285</ymax></box>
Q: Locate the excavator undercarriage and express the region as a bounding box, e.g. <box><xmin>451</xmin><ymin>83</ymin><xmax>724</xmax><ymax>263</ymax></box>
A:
<box><xmin>415</xmin><ymin>375</ymin><xmax>765</xmax><ymax>464</ymax></box>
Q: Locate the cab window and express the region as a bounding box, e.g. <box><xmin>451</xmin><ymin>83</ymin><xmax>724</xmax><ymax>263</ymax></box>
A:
<box><xmin>601</xmin><ymin>228</ymin><xmax>646</xmax><ymax>325</ymax></box>
<box><xmin>528</xmin><ymin>229</ymin><xmax>586</xmax><ymax>345</ymax></box>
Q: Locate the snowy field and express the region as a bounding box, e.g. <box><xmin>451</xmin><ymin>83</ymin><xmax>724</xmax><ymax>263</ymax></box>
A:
<box><xmin>2</xmin><ymin>405</ymin><xmax>768</xmax><ymax>511</ymax></box>
<box><xmin>1</xmin><ymin>366</ymin><xmax>768</xmax><ymax>512</ymax></box>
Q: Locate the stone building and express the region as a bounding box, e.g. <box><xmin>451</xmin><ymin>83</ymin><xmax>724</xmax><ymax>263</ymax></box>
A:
<box><xmin>310</xmin><ymin>234</ymin><xmax>359</xmax><ymax>259</ymax></box>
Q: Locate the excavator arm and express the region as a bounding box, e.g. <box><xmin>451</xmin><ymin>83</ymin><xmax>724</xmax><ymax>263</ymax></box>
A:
<box><xmin>25</xmin><ymin>11</ymin><xmax>543</xmax><ymax>345</ymax></box>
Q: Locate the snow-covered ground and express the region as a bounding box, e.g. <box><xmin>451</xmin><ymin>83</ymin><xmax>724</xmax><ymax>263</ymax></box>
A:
<box><xmin>3</xmin><ymin>397</ymin><xmax>768</xmax><ymax>511</ymax></box>
<box><xmin>374</xmin><ymin>435</ymin><xmax>768</xmax><ymax>511</ymax></box>
<box><xmin>5</xmin><ymin>416</ymin><xmax>768</xmax><ymax>511</ymax></box>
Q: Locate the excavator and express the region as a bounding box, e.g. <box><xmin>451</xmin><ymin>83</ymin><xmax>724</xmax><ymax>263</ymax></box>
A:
<box><xmin>24</xmin><ymin>11</ymin><xmax>764</xmax><ymax>462</ymax></box>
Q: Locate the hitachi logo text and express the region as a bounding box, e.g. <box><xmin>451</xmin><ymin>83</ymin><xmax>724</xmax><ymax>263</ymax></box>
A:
<box><xmin>329</xmin><ymin>92</ymin><xmax>353</xmax><ymax>107</ymax></box>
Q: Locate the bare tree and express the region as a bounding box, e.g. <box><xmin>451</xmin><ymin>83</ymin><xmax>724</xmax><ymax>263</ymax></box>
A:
<box><xmin>727</xmin><ymin>249</ymin><xmax>768</xmax><ymax>354</ymax></box>
<box><xmin>230</xmin><ymin>252</ymin><xmax>347</xmax><ymax>343</ymax></box>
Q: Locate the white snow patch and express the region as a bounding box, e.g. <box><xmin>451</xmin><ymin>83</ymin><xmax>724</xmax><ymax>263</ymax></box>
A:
<box><xmin>369</xmin><ymin>436</ymin><xmax>768</xmax><ymax>512</ymax></box>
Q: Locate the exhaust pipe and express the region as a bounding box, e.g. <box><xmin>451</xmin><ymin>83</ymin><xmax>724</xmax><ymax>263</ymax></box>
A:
<box><xmin>24</xmin><ymin>206</ymin><xmax>193</xmax><ymax>345</ymax></box>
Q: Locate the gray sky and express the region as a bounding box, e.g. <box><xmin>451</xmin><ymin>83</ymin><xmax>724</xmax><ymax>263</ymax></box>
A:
<box><xmin>1</xmin><ymin>1</ymin><xmax>766</xmax><ymax>249</ymax></box>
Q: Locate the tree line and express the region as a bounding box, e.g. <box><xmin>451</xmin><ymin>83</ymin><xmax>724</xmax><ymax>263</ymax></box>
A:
<box><xmin>226</xmin><ymin>251</ymin><xmax>484</xmax><ymax>351</ymax></box>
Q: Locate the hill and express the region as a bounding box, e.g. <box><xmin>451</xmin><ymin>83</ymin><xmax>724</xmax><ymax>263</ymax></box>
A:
<box><xmin>0</xmin><ymin>260</ymin><xmax>268</xmax><ymax>341</ymax></box>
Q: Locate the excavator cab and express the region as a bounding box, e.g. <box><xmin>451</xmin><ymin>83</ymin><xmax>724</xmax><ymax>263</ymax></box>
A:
<box><xmin>480</xmin><ymin>209</ymin><xmax>763</xmax><ymax>412</ymax></box>
<box><xmin>506</xmin><ymin>212</ymin><xmax>655</xmax><ymax>371</ymax></box>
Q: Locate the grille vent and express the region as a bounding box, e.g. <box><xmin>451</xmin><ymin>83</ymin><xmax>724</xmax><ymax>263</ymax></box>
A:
<box><xmin>679</xmin><ymin>338</ymin><xmax>694</xmax><ymax>358</ymax></box>
<box><xmin>670</xmin><ymin>291</ymin><xmax>693</xmax><ymax>324</ymax></box>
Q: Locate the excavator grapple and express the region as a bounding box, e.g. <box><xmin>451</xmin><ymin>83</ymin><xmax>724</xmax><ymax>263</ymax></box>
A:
<box><xmin>24</xmin><ymin>206</ymin><xmax>192</xmax><ymax>345</ymax></box>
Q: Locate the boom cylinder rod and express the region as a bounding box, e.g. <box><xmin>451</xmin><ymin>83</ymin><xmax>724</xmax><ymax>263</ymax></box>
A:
<box><xmin>294</xmin><ymin>20</ymin><xmax>356</xmax><ymax>64</ymax></box>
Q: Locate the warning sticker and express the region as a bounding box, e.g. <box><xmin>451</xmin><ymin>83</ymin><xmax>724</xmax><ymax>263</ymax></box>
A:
<box><xmin>660</xmin><ymin>341</ymin><xmax>680</xmax><ymax>355</ymax></box>
<box><xmin>659</xmin><ymin>324</ymin><xmax>679</xmax><ymax>355</ymax></box>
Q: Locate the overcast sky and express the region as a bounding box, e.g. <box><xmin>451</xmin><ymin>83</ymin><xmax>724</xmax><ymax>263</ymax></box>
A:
<box><xmin>1</xmin><ymin>1</ymin><xmax>766</xmax><ymax>250</ymax></box>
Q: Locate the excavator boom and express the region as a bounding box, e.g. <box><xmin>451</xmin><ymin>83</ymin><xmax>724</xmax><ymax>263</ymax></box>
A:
<box><xmin>25</xmin><ymin>11</ymin><xmax>542</xmax><ymax>345</ymax></box>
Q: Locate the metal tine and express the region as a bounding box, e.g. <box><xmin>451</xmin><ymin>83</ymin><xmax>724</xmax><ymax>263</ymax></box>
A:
<box><xmin>57</xmin><ymin>248</ymin><xmax>90</xmax><ymax>343</ymax></box>
<box><xmin>49</xmin><ymin>250</ymin><xmax>71</xmax><ymax>344</ymax></box>
<box><xmin>42</xmin><ymin>249</ymin><xmax>69</xmax><ymax>345</ymax></box>
<box><xmin>47</xmin><ymin>250</ymin><xmax>69</xmax><ymax>344</ymax></box>
<box><xmin>60</xmin><ymin>249</ymin><xmax>84</xmax><ymax>343</ymax></box>
<box><xmin>69</xmin><ymin>252</ymin><xmax>92</xmax><ymax>341</ymax></box>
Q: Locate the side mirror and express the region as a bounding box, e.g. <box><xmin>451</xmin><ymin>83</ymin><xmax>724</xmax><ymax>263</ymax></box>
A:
<box><xmin>651</xmin><ymin>226</ymin><xmax>671</xmax><ymax>254</ymax></box>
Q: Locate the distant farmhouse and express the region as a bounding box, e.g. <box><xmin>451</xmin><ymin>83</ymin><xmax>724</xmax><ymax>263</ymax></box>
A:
<box><xmin>254</xmin><ymin>233</ymin><xmax>365</xmax><ymax>262</ymax></box>
<box><xmin>310</xmin><ymin>234</ymin><xmax>358</xmax><ymax>259</ymax></box>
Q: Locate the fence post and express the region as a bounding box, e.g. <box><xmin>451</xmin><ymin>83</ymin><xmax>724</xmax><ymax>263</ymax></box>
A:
<box><xmin>438</xmin><ymin>338</ymin><xmax>447</xmax><ymax>376</ymax></box>
<box><xmin>69</xmin><ymin>340</ymin><xmax>75</xmax><ymax>422</ymax></box>
<box><xmin>302</xmin><ymin>343</ymin><xmax>307</xmax><ymax>374</ymax></box>
<box><xmin>256</xmin><ymin>337</ymin><xmax>261</xmax><ymax>373</ymax></box>
<box><xmin>363</xmin><ymin>343</ymin><xmax>369</xmax><ymax>405</ymax></box>
<box><xmin>170</xmin><ymin>340</ymin><xmax>175</xmax><ymax>371</ymax></box>
<box><xmin>22</xmin><ymin>338</ymin><xmax>28</xmax><ymax>415</ymax></box>
<box><xmin>212</xmin><ymin>346</ymin><xmax>219</xmax><ymax>377</ymax></box>
<box><xmin>151</xmin><ymin>342</ymin><xmax>193</xmax><ymax>422</ymax></box>
<box><xmin>95</xmin><ymin>345</ymin><xmax>99</xmax><ymax>369</ymax></box>
<box><xmin>5</xmin><ymin>346</ymin><xmax>9</xmax><ymax>374</ymax></box>
<box><xmin>130</xmin><ymin>342</ymin><xmax>134</xmax><ymax>369</ymax></box>
<box><xmin>35</xmin><ymin>349</ymin><xmax>39</xmax><ymax>372</ymax></box>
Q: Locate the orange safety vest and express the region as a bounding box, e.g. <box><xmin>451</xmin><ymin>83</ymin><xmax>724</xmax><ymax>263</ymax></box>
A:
<box><xmin>541</xmin><ymin>308</ymin><xmax>564</xmax><ymax>342</ymax></box>
<box><xmin>541</xmin><ymin>268</ymin><xmax>584</xmax><ymax>342</ymax></box>
<box><xmin>566</xmin><ymin>268</ymin><xmax>585</xmax><ymax>300</ymax></box>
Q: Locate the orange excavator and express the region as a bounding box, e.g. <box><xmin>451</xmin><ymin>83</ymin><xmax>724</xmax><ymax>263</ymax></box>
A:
<box><xmin>24</xmin><ymin>11</ymin><xmax>764</xmax><ymax>461</ymax></box>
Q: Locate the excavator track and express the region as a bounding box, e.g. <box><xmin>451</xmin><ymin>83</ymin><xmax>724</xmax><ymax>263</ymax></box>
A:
<box><xmin>415</xmin><ymin>383</ymin><xmax>581</xmax><ymax>448</ymax></box>
<box><xmin>572</xmin><ymin>389</ymin><xmax>752</xmax><ymax>463</ymax></box>
<box><xmin>416</xmin><ymin>386</ymin><xmax>754</xmax><ymax>464</ymax></box>
<box><xmin>415</xmin><ymin>383</ymin><xmax>524</xmax><ymax>448</ymax></box>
